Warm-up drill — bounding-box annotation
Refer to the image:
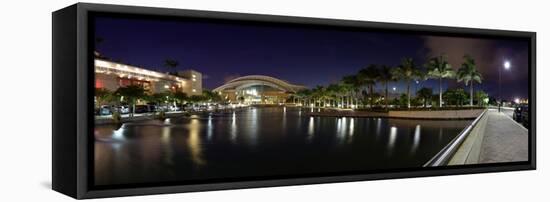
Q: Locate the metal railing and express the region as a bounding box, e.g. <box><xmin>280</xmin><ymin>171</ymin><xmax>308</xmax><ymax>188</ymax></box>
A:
<box><xmin>423</xmin><ymin>109</ymin><xmax>487</xmax><ymax>167</ymax></box>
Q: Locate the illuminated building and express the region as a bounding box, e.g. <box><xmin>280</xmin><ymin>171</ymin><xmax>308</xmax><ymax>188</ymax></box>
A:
<box><xmin>94</xmin><ymin>57</ymin><xmax>202</xmax><ymax>96</ymax></box>
<box><xmin>213</xmin><ymin>75</ymin><xmax>307</xmax><ymax>104</ymax></box>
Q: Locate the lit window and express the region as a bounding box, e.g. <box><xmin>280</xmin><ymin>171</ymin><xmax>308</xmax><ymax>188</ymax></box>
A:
<box><xmin>192</xmin><ymin>89</ymin><xmax>196</xmax><ymax>92</ymax></box>
<box><xmin>192</xmin><ymin>74</ymin><xmax>196</xmax><ymax>78</ymax></box>
<box><xmin>164</xmin><ymin>85</ymin><xmax>169</xmax><ymax>89</ymax></box>
<box><xmin>192</xmin><ymin>78</ymin><xmax>196</xmax><ymax>81</ymax></box>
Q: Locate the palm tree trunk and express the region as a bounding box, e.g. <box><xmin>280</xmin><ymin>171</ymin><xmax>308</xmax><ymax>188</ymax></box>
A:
<box><xmin>407</xmin><ymin>80</ymin><xmax>411</xmax><ymax>109</ymax></box>
<box><xmin>385</xmin><ymin>82</ymin><xmax>389</xmax><ymax>109</ymax></box>
<box><xmin>369</xmin><ymin>85</ymin><xmax>374</xmax><ymax>108</ymax></box>
<box><xmin>470</xmin><ymin>81</ymin><xmax>474</xmax><ymax>106</ymax></box>
<box><xmin>439</xmin><ymin>77</ymin><xmax>443</xmax><ymax>108</ymax></box>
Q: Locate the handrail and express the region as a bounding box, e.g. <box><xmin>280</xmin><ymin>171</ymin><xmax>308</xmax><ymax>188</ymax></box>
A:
<box><xmin>423</xmin><ymin>109</ymin><xmax>487</xmax><ymax>167</ymax></box>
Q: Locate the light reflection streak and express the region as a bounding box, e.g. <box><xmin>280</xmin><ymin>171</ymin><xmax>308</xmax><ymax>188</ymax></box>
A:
<box><xmin>188</xmin><ymin>119</ymin><xmax>205</xmax><ymax>165</ymax></box>
<box><xmin>307</xmin><ymin>117</ymin><xmax>314</xmax><ymax>139</ymax></box>
<box><xmin>161</xmin><ymin>122</ymin><xmax>173</xmax><ymax>165</ymax></box>
<box><xmin>231</xmin><ymin>111</ymin><xmax>237</xmax><ymax>142</ymax></box>
<box><xmin>249</xmin><ymin>108</ymin><xmax>258</xmax><ymax>145</ymax></box>
<box><xmin>376</xmin><ymin>118</ymin><xmax>382</xmax><ymax>137</ymax></box>
<box><xmin>207</xmin><ymin>115</ymin><xmax>213</xmax><ymax>141</ymax></box>
<box><xmin>411</xmin><ymin>125</ymin><xmax>421</xmax><ymax>154</ymax></box>
<box><xmin>112</xmin><ymin>124</ymin><xmax>125</xmax><ymax>141</ymax></box>
<box><xmin>349</xmin><ymin>118</ymin><xmax>354</xmax><ymax>136</ymax></box>
<box><xmin>388</xmin><ymin>126</ymin><xmax>398</xmax><ymax>153</ymax></box>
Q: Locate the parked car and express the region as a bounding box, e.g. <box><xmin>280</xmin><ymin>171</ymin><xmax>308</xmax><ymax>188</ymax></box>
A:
<box><xmin>115</xmin><ymin>105</ymin><xmax>130</xmax><ymax>114</ymax></box>
<box><xmin>168</xmin><ymin>105</ymin><xmax>180</xmax><ymax>112</ymax></box>
<box><xmin>134</xmin><ymin>105</ymin><xmax>149</xmax><ymax>114</ymax></box>
<box><xmin>513</xmin><ymin>105</ymin><xmax>529</xmax><ymax>127</ymax></box>
<box><xmin>97</xmin><ymin>105</ymin><xmax>112</xmax><ymax>116</ymax></box>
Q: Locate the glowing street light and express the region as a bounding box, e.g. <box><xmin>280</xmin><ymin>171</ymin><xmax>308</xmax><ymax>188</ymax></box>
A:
<box><xmin>504</xmin><ymin>61</ymin><xmax>511</xmax><ymax>70</ymax></box>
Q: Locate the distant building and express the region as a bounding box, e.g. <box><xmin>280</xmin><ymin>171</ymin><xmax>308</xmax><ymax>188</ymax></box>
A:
<box><xmin>94</xmin><ymin>58</ymin><xmax>202</xmax><ymax>96</ymax></box>
<box><xmin>177</xmin><ymin>69</ymin><xmax>203</xmax><ymax>95</ymax></box>
<box><xmin>213</xmin><ymin>75</ymin><xmax>307</xmax><ymax>104</ymax></box>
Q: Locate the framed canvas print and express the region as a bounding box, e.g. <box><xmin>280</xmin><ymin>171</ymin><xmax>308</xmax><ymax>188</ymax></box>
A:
<box><xmin>52</xmin><ymin>3</ymin><xmax>536</xmax><ymax>199</ymax></box>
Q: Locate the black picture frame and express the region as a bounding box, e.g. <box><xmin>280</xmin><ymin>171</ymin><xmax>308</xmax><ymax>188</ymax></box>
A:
<box><xmin>52</xmin><ymin>3</ymin><xmax>536</xmax><ymax>199</ymax></box>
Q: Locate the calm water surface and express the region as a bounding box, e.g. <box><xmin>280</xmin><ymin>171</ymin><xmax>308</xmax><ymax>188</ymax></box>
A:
<box><xmin>94</xmin><ymin>107</ymin><xmax>470</xmax><ymax>186</ymax></box>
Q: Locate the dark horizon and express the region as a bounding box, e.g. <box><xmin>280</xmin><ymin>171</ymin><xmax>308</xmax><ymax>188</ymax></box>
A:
<box><xmin>94</xmin><ymin>16</ymin><xmax>530</xmax><ymax>101</ymax></box>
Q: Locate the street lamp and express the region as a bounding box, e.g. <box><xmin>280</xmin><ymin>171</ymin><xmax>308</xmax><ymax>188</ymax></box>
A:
<box><xmin>499</xmin><ymin>60</ymin><xmax>511</xmax><ymax>112</ymax></box>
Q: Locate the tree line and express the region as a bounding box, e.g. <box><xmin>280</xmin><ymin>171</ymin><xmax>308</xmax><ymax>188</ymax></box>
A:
<box><xmin>95</xmin><ymin>85</ymin><xmax>222</xmax><ymax>117</ymax></box>
<box><xmin>291</xmin><ymin>54</ymin><xmax>488</xmax><ymax>109</ymax></box>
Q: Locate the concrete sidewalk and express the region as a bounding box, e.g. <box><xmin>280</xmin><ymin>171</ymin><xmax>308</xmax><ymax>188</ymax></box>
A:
<box><xmin>479</xmin><ymin>110</ymin><xmax>529</xmax><ymax>163</ymax></box>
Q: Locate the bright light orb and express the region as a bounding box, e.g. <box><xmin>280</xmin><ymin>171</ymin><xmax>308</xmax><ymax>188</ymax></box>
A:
<box><xmin>504</xmin><ymin>61</ymin><xmax>511</xmax><ymax>69</ymax></box>
<box><xmin>514</xmin><ymin>98</ymin><xmax>520</xmax><ymax>104</ymax></box>
<box><xmin>392</xmin><ymin>87</ymin><xmax>397</xmax><ymax>91</ymax></box>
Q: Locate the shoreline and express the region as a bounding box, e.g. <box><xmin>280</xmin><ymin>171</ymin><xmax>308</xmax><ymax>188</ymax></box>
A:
<box><xmin>306</xmin><ymin>108</ymin><xmax>484</xmax><ymax>120</ymax></box>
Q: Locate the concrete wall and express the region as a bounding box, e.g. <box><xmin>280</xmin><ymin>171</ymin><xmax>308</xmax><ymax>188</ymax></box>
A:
<box><xmin>388</xmin><ymin>109</ymin><xmax>484</xmax><ymax>119</ymax></box>
<box><xmin>448</xmin><ymin>110</ymin><xmax>489</xmax><ymax>165</ymax></box>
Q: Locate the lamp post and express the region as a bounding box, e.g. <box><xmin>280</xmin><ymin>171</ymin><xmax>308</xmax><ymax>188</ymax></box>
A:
<box><xmin>499</xmin><ymin>61</ymin><xmax>511</xmax><ymax>112</ymax></box>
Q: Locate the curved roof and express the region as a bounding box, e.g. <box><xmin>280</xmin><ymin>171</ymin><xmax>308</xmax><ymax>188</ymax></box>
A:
<box><xmin>213</xmin><ymin>75</ymin><xmax>307</xmax><ymax>93</ymax></box>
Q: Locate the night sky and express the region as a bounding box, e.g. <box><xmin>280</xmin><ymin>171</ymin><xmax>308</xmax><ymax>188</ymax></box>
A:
<box><xmin>94</xmin><ymin>16</ymin><xmax>529</xmax><ymax>101</ymax></box>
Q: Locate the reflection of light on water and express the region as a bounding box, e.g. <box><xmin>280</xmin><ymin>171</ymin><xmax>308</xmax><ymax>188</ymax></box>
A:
<box><xmin>342</xmin><ymin>117</ymin><xmax>347</xmax><ymax>134</ymax></box>
<box><xmin>307</xmin><ymin>117</ymin><xmax>315</xmax><ymax>139</ymax></box>
<box><xmin>349</xmin><ymin>118</ymin><xmax>354</xmax><ymax>136</ymax></box>
<box><xmin>207</xmin><ymin>115</ymin><xmax>213</xmax><ymax>141</ymax></box>
<box><xmin>336</xmin><ymin>118</ymin><xmax>341</xmax><ymax>135</ymax></box>
<box><xmin>376</xmin><ymin>118</ymin><xmax>382</xmax><ymax>136</ymax></box>
<box><xmin>336</xmin><ymin>117</ymin><xmax>349</xmax><ymax>142</ymax></box>
<box><xmin>164</xmin><ymin>118</ymin><xmax>170</xmax><ymax>124</ymax></box>
<box><xmin>112</xmin><ymin>124</ymin><xmax>125</xmax><ymax>141</ymax></box>
<box><xmin>161</xmin><ymin>123</ymin><xmax>173</xmax><ymax>165</ymax></box>
<box><xmin>317</xmin><ymin>108</ymin><xmax>320</xmax><ymax>112</ymax></box>
<box><xmin>298</xmin><ymin>110</ymin><xmax>302</xmax><ymax>116</ymax></box>
<box><xmin>411</xmin><ymin>125</ymin><xmax>421</xmax><ymax>154</ymax></box>
<box><xmin>188</xmin><ymin>119</ymin><xmax>205</xmax><ymax>165</ymax></box>
<box><xmin>283</xmin><ymin>107</ymin><xmax>286</xmax><ymax>114</ymax></box>
<box><xmin>249</xmin><ymin>108</ymin><xmax>258</xmax><ymax>145</ymax></box>
<box><xmin>310</xmin><ymin>108</ymin><xmax>314</xmax><ymax>113</ymax></box>
<box><xmin>388</xmin><ymin>126</ymin><xmax>398</xmax><ymax>152</ymax></box>
<box><xmin>231</xmin><ymin>112</ymin><xmax>237</xmax><ymax>141</ymax></box>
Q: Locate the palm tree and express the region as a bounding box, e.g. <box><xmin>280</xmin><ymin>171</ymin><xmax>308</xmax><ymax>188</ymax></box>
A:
<box><xmin>358</xmin><ymin>64</ymin><xmax>380</xmax><ymax>108</ymax></box>
<box><xmin>457</xmin><ymin>55</ymin><xmax>483</xmax><ymax>106</ymax></box>
<box><xmin>326</xmin><ymin>84</ymin><xmax>344</xmax><ymax>108</ymax></box>
<box><xmin>426</xmin><ymin>55</ymin><xmax>456</xmax><ymax>107</ymax></box>
<box><xmin>341</xmin><ymin>75</ymin><xmax>362</xmax><ymax>108</ymax></box>
<box><xmin>378</xmin><ymin>65</ymin><xmax>394</xmax><ymax>109</ymax></box>
<box><xmin>164</xmin><ymin>59</ymin><xmax>179</xmax><ymax>73</ymax></box>
<box><xmin>295</xmin><ymin>89</ymin><xmax>310</xmax><ymax>107</ymax></box>
<box><xmin>391</xmin><ymin>58</ymin><xmax>422</xmax><ymax>108</ymax></box>
<box><xmin>416</xmin><ymin>87</ymin><xmax>433</xmax><ymax>107</ymax></box>
<box><xmin>312</xmin><ymin>85</ymin><xmax>330</xmax><ymax>107</ymax></box>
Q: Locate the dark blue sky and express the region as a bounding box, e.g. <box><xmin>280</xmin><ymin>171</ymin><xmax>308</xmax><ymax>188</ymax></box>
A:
<box><xmin>94</xmin><ymin>16</ymin><xmax>529</xmax><ymax>101</ymax></box>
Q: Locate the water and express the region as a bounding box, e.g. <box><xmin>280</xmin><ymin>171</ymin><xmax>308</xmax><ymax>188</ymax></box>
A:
<box><xmin>94</xmin><ymin>107</ymin><xmax>470</xmax><ymax>186</ymax></box>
